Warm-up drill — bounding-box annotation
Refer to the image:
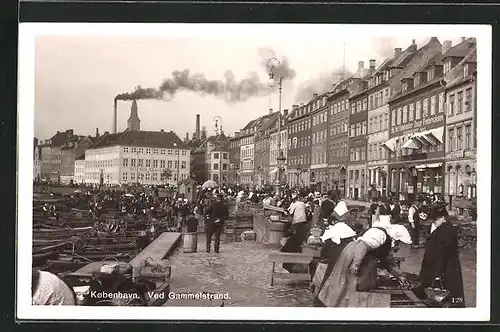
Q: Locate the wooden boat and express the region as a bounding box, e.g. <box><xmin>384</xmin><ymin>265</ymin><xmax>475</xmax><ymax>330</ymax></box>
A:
<box><xmin>33</xmin><ymin>251</ymin><xmax>60</xmax><ymax>267</ymax></box>
<box><xmin>33</xmin><ymin>241</ymin><xmax>72</xmax><ymax>254</ymax></box>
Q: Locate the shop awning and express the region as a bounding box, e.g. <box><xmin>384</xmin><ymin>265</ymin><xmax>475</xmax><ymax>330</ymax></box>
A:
<box><xmin>381</xmin><ymin>138</ymin><xmax>396</xmax><ymax>153</ymax></box>
<box><xmin>415</xmin><ymin>162</ymin><xmax>443</xmax><ymax>170</ymax></box>
<box><xmin>413</xmin><ymin>127</ymin><xmax>444</xmax><ymax>146</ymax></box>
<box><xmin>402</xmin><ymin>138</ymin><xmax>421</xmax><ymax>149</ymax></box>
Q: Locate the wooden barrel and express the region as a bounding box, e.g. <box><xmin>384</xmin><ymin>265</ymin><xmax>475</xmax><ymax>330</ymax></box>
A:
<box><xmin>183</xmin><ymin>232</ymin><xmax>197</xmax><ymax>253</ymax></box>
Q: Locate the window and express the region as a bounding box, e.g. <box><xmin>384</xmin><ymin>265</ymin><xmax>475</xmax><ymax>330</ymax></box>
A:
<box><xmin>122</xmin><ymin>172</ymin><xmax>128</xmax><ymax>181</ymax></box>
<box><xmin>363</xmin><ymin>98</ymin><xmax>368</xmax><ymax>111</ymax></box>
<box><xmin>175</xmin><ymin>160</ymin><xmax>179</xmax><ymax>168</ymax></box>
<box><xmin>138</xmin><ymin>159</ymin><xmax>144</xmax><ymax>167</ymax></box>
<box><xmin>465</xmin><ymin>88</ymin><xmax>472</xmax><ymax>112</ymax></box>
<box><xmin>362</xmin><ymin>120</ymin><xmax>367</xmax><ymax>135</ymax></box>
<box><xmin>427</xmin><ymin>69</ymin><xmax>434</xmax><ymax>81</ymax></box>
<box><xmin>416</xmin><ymin>101</ymin><xmax>422</xmax><ymax>119</ymax></box>
<box><xmin>181</xmin><ymin>161</ymin><xmax>186</xmax><ymax>169</ymax></box>
<box><xmin>153</xmin><ymin>160</ymin><xmax>158</xmax><ymax>168</ymax></box>
<box><xmin>130</xmin><ymin>159</ymin><xmax>136</xmax><ymax>167</ymax></box>
<box><xmin>138</xmin><ymin>148</ymin><xmax>144</xmax><ymax>154</ymax></box>
<box><xmin>146</xmin><ymin>148</ymin><xmax>151</xmax><ymax>154</ymax></box>
<box><xmin>130</xmin><ymin>172</ymin><xmax>135</xmax><ymax>181</ymax></box>
<box><xmin>350</xmin><ymin>124</ymin><xmax>355</xmax><ymax>137</ymax></box>
<box><xmin>153</xmin><ymin>148</ymin><xmax>158</xmax><ymax>154</ymax></box>
<box><xmin>123</xmin><ymin>158</ymin><xmax>128</xmax><ymax>167</ymax></box>
<box><xmin>449</xmin><ymin>94</ymin><xmax>455</xmax><ymax>115</ymax></box>
<box><xmin>168</xmin><ymin>149</ymin><xmax>173</xmax><ymax>155</ymax></box>
<box><xmin>456</xmin><ymin>126</ymin><xmax>463</xmax><ymax>150</ymax></box>
<box><xmin>123</xmin><ymin>147</ymin><xmax>129</xmax><ymax>153</ymax></box>
<box><xmin>402</xmin><ymin>105</ymin><xmax>408</xmax><ymax>123</ymax></box>
<box><xmin>152</xmin><ymin>173</ymin><xmax>157</xmax><ymax>181</ymax></box>
<box><xmin>145</xmin><ymin>159</ymin><xmax>151</xmax><ymax>167</ymax></box>
<box><xmin>213</xmin><ymin>163</ymin><xmax>219</xmax><ymax>170</ymax></box>
<box><xmin>131</xmin><ymin>147</ymin><xmax>137</xmax><ymax>153</ymax></box>
<box><xmin>448</xmin><ymin>128</ymin><xmax>455</xmax><ymax>152</ymax></box>
<box><xmin>414</xmin><ymin>74</ymin><xmax>420</xmax><ymax>86</ymax></box>
<box><xmin>391</xmin><ymin>110</ymin><xmax>396</xmax><ymax>126</ymax></box>
<box><xmin>356</xmin><ymin>123</ymin><xmax>361</xmax><ymax>136</ymax></box>
<box><xmin>182</xmin><ymin>150</ymin><xmax>187</xmax><ymax>156</ymax></box>
<box><xmin>444</xmin><ymin>60</ymin><xmax>451</xmax><ymax>74</ymax></box>
<box><xmin>145</xmin><ymin>173</ymin><xmax>150</xmax><ymax>181</ymax></box>
<box><xmin>439</xmin><ymin>92</ymin><xmax>445</xmax><ymax>113</ymax></box>
<box><xmin>408</xmin><ymin>103</ymin><xmax>414</xmax><ymax>121</ymax></box>
<box><xmin>167</xmin><ymin>160</ymin><xmax>172</xmax><ymax>168</ymax></box>
<box><xmin>160</xmin><ymin>160</ymin><xmax>165</xmax><ymax>168</ymax></box>
<box><xmin>397</xmin><ymin>108</ymin><xmax>402</xmax><ymax>125</ymax></box>
<box><xmin>213</xmin><ymin>153</ymin><xmax>219</xmax><ymax>159</ymax></box>
<box><xmin>422</xmin><ymin>98</ymin><xmax>428</xmax><ymax>118</ymax></box>
<box><xmin>160</xmin><ymin>149</ymin><xmax>166</xmax><ymax>155</ymax></box>
<box><xmin>465</xmin><ymin>124</ymin><xmax>472</xmax><ymax>149</ymax></box>
<box><xmin>222</xmin><ymin>163</ymin><xmax>228</xmax><ymax>171</ymax></box>
<box><xmin>430</xmin><ymin>95</ymin><xmax>437</xmax><ymax>115</ymax></box>
<box><xmin>457</xmin><ymin>91</ymin><xmax>463</xmax><ymax>114</ymax></box>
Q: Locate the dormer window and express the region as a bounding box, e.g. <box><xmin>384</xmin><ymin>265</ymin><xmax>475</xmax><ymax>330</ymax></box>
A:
<box><xmin>427</xmin><ymin>69</ymin><xmax>434</xmax><ymax>81</ymax></box>
<box><xmin>402</xmin><ymin>82</ymin><xmax>408</xmax><ymax>93</ymax></box>
<box><xmin>414</xmin><ymin>74</ymin><xmax>420</xmax><ymax>86</ymax></box>
<box><xmin>464</xmin><ymin>64</ymin><xmax>469</xmax><ymax>77</ymax></box>
<box><xmin>443</xmin><ymin>60</ymin><xmax>451</xmax><ymax>74</ymax></box>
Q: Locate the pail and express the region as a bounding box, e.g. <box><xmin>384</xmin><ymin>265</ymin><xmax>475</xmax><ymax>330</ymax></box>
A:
<box><xmin>183</xmin><ymin>232</ymin><xmax>198</xmax><ymax>253</ymax></box>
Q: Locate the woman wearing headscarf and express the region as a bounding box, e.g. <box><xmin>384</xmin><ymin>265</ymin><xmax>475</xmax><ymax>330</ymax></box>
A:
<box><xmin>313</xmin><ymin>220</ymin><xmax>412</xmax><ymax>307</ymax></box>
<box><xmin>418</xmin><ymin>201</ymin><xmax>465</xmax><ymax>307</ymax></box>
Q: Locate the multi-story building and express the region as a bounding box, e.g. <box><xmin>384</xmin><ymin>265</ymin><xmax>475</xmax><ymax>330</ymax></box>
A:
<box><xmin>203</xmin><ymin>134</ymin><xmax>231</xmax><ymax>185</ymax></box>
<box><xmin>84</xmin><ymin>129</ymin><xmax>190</xmax><ymax>186</ymax></box>
<box><xmin>443</xmin><ymin>38</ymin><xmax>477</xmax><ymax>199</ymax></box>
<box><xmin>239</xmin><ymin>119</ymin><xmax>258</xmax><ymax>185</ymax></box>
<box><xmin>386</xmin><ymin>37</ymin><xmax>454</xmax><ymax>201</ymax></box>
<box><xmin>310</xmin><ymin>94</ymin><xmax>330</xmax><ymax>192</ymax></box>
<box><xmin>287</xmin><ymin>103</ymin><xmax>312</xmax><ymax>188</ymax></box>
<box><xmin>269</xmin><ymin>110</ymin><xmax>288</xmax><ymax>186</ymax></box>
<box><xmin>34</xmin><ymin>138</ymin><xmax>41</xmax><ymax>182</ymax></box>
<box><xmin>39</xmin><ymin>129</ymin><xmax>75</xmax><ymax>183</ymax></box>
<box><xmin>254</xmin><ymin>110</ymin><xmax>279</xmax><ymax>188</ymax></box>
<box><xmin>229</xmin><ymin>133</ymin><xmax>241</xmax><ymax>184</ymax></box>
<box><xmin>327</xmin><ymin>61</ymin><xmax>371</xmax><ymax>198</ymax></box>
<box><xmin>74</xmin><ymin>154</ymin><xmax>86</xmax><ymax>184</ymax></box>
<box><xmin>60</xmin><ymin>134</ymin><xmax>95</xmax><ymax>184</ymax></box>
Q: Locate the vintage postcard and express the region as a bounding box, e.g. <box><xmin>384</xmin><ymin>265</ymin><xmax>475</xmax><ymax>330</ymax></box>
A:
<box><xmin>17</xmin><ymin>23</ymin><xmax>491</xmax><ymax>321</ymax></box>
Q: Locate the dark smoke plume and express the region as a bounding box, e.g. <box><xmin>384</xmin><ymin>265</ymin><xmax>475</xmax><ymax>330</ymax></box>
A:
<box><xmin>115</xmin><ymin>48</ymin><xmax>297</xmax><ymax>103</ymax></box>
<box><xmin>294</xmin><ymin>68</ymin><xmax>353</xmax><ymax>103</ymax></box>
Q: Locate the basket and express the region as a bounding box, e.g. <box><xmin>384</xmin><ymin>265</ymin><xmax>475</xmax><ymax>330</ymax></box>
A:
<box><xmin>100</xmin><ymin>256</ymin><xmax>120</xmax><ymax>274</ymax></box>
<box><xmin>424</xmin><ymin>278</ymin><xmax>450</xmax><ymax>304</ymax></box>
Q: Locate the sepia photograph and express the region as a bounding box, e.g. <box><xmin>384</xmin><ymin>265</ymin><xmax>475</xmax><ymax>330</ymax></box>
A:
<box><xmin>17</xmin><ymin>23</ymin><xmax>491</xmax><ymax>321</ymax></box>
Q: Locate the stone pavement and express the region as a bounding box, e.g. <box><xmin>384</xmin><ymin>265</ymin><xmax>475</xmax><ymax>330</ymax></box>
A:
<box><xmin>165</xmin><ymin>234</ymin><xmax>476</xmax><ymax>307</ymax></box>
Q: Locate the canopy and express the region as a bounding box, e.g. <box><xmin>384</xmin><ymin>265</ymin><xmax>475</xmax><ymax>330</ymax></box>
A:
<box><xmin>402</xmin><ymin>138</ymin><xmax>421</xmax><ymax>150</ymax></box>
<box><xmin>381</xmin><ymin>138</ymin><xmax>396</xmax><ymax>153</ymax></box>
<box><xmin>202</xmin><ymin>180</ymin><xmax>218</xmax><ymax>189</ymax></box>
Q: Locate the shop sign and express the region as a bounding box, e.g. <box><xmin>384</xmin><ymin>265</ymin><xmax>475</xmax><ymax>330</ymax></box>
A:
<box><xmin>391</xmin><ymin>114</ymin><xmax>444</xmax><ymax>135</ymax></box>
<box><xmin>447</xmin><ymin>150</ymin><xmax>464</xmax><ymax>159</ymax></box>
<box><xmin>464</xmin><ymin>150</ymin><xmax>476</xmax><ymax>158</ymax></box>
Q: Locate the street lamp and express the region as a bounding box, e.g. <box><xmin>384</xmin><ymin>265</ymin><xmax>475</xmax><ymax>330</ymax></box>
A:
<box><xmin>173</xmin><ymin>142</ymin><xmax>180</xmax><ymax>186</ymax></box>
<box><xmin>267</xmin><ymin>57</ymin><xmax>287</xmax><ymax>196</ymax></box>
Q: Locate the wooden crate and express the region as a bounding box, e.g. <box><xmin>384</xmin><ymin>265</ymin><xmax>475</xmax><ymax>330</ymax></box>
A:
<box><xmin>268</xmin><ymin>252</ymin><xmax>313</xmax><ymax>286</ymax></box>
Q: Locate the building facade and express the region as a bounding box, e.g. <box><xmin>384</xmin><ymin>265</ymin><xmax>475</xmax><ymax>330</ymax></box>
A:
<box><xmin>239</xmin><ymin>123</ymin><xmax>256</xmax><ymax>186</ymax></box>
<box><xmin>34</xmin><ymin>138</ymin><xmax>41</xmax><ymax>182</ymax></box>
<box><xmin>229</xmin><ymin>133</ymin><xmax>241</xmax><ymax>184</ymax></box>
<box><xmin>60</xmin><ymin>135</ymin><xmax>94</xmax><ymax>184</ymax></box>
<box><xmin>84</xmin><ymin>130</ymin><xmax>190</xmax><ymax>186</ymax></box>
<box><xmin>310</xmin><ymin>94</ymin><xmax>330</xmax><ymax>192</ymax></box>
<box><xmin>443</xmin><ymin>38</ymin><xmax>477</xmax><ymax>199</ymax></box>
<box><xmin>39</xmin><ymin>130</ymin><xmax>74</xmax><ymax>183</ymax></box>
<box><xmin>74</xmin><ymin>154</ymin><xmax>86</xmax><ymax>184</ymax></box>
<box><xmin>204</xmin><ymin>134</ymin><xmax>231</xmax><ymax>185</ymax></box>
<box><xmin>287</xmin><ymin>103</ymin><xmax>312</xmax><ymax>188</ymax></box>
<box><xmin>386</xmin><ymin>46</ymin><xmax>452</xmax><ymax>201</ymax></box>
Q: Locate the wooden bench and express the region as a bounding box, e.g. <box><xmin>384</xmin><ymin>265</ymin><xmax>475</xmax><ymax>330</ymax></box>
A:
<box><xmin>268</xmin><ymin>252</ymin><xmax>314</xmax><ymax>286</ymax></box>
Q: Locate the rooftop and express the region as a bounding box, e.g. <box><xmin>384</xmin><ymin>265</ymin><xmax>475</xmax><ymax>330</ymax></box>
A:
<box><xmin>89</xmin><ymin>129</ymin><xmax>186</xmax><ymax>150</ymax></box>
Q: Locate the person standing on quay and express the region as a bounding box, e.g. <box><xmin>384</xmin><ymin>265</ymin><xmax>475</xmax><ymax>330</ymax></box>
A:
<box><xmin>205</xmin><ymin>194</ymin><xmax>229</xmax><ymax>253</ymax></box>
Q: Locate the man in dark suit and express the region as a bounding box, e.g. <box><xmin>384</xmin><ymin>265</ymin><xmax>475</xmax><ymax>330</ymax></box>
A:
<box><xmin>205</xmin><ymin>194</ymin><xmax>229</xmax><ymax>253</ymax></box>
<box><xmin>418</xmin><ymin>201</ymin><xmax>465</xmax><ymax>307</ymax></box>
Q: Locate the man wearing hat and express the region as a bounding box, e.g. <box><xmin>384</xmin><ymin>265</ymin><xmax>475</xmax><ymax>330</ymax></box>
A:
<box><xmin>418</xmin><ymin>200</ymin><xmax>465</xmax><ymax>307</ymax></box>
<box><xmin>205</xmin><ymin>193</ymin><xmax>229</xmax><ymax>253</ymax></box>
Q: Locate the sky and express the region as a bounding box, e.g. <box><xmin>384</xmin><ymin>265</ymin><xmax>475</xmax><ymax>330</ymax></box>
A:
<box><xmin>33</xmin><ymin>24</ymin><xmax>469</xmax><ymax>141</ymax></box>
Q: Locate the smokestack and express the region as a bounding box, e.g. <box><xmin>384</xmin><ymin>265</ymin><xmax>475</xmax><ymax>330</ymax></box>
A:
<box><xmin>113</xmin><ymin>99</ymin><xmax>117</xmax><ymax>134</ymax></box>
<box><xmin>196</xmin><ymin>114</ymin><xmax>200</xmax><ymax>139</ymax></box>
<box><xmin>269</xmin><ymin>108</ymin><xmax>273</xmax><ymax>115</ymax></box>
<box><xmin>369</xmin><ymin>59</ymin><xmax>376</xmax><ymax>70</ymax></box>
<box><xmin>442</xmin><ymin>40</ymin><xmax>453</xmax><ymax>54</ymax></box>
<box><xmin>96</xmin><ymin>128</ymin><xmax>100</xmax><ymax>138</ymax></box>
<box><xmin>394</xmin><ymin>48</ymin><xmax>402</xmax><ymax>58</ymax></box>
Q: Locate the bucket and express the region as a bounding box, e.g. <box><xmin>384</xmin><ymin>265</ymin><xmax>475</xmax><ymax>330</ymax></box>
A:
<box><xmin>183</xmin><ymin>232</ymin><xmax>198</xmax><ymax>253</ymax></box>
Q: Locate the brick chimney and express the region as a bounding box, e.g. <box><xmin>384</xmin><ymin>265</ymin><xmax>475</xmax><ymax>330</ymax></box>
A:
<box><xmin>358</xmin><ymin>61</ymin><xmax>365</xmax><ymax>71</ymax></box>
<box><xmin>269</xmin><ymin>108</ymin><xmax>273</xmax><ymax>115</ymax></box>
<box><xmin>96</xmin><ymin>128</ymin><xmax>100</xmax><ymax>138</ymax></box>
<box><xmin>442</xmin><ymin>40</ymin><xmax>453</xmax><ymax>54</ymax></box>
<box><xmin>369</xmin><ymin>59</ymin><xmax>376</xmax><ymax>70</ymax></box>
<box><xmin>300</xmin><ymin>103</ymin><xmax>304</xmax><ymax>107</ymax></box>
<box><xmin>461</xmin><ymin>37</ymin><xmax>466</xmax><ymax>43</ymax></box>
<box><xmin>66</xmin><ymin>129</ymin><xmax>74</xmax><ymax>136</ymax></box>
<box><xmin>408</xmin><ymin>39</ymin><xmax>417</xmax><ymax>52</ymax></box>
<box><xmin>292</xmin><ymin>104</ymin><xmax>299</xmax><ymax>111</ymax></box>
<box><xmin>283</xmin><ymin>109</ymin><xmax>289</xmax><ymax>117</ymax></box>
<box><xmin>313</xmin><ymin>93</ymin><xmax>319</xmax><ymax>99</ymax></box>
<box><xmin>394</xmin><ymin>48</ymin><xmax>402</xmax><ymax>58</ymax></box>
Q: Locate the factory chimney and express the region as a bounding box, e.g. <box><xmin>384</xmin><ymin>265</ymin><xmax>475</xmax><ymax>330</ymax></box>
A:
<box><xmin>96</xmin><ymin>128</ymin><xmax>100</xmax><ymax>138</ymax></box>
<box><xmin>196</xmin><ymin>114</ymin><xmax>201</xmax><ymax>139</ymax></box>
<box><xmin>113</xmin><ymin>99</ymin><xmax>117</xmax><ymax>134</ymax></box>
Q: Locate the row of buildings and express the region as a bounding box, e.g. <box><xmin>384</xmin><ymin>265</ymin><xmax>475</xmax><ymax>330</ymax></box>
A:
<box><xmin>34</xmin><ymin>36</ymin><xmax>477</xmax><ymax>203</ymax></box>
<box><xmin>226</xmin><ymin>36</ymin><xmax>477</xmax><ymax>202</ymax></box>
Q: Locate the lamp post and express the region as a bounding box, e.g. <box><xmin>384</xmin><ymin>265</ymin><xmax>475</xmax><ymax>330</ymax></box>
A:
<box><xmin>267</xmin><ymin>58</ymin><xmax>287</xmax><ymax>196</ymax></box>
<box><xmin>173</xmin><ymin>142</ymin><xmax>180</xmax><ymax>187</ymax></box>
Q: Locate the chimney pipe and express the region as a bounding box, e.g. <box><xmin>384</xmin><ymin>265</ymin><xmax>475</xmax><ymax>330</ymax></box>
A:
<box><xmin>461</xmin><ymin>37</ymin><xmax>466</xmax><ymax>42</ymax></box>
<box><xmin>283</xmin><ymin>109</ymin><xmax>289</xmax><ymax>117</ymax></box>
<box><xmin>196</xmin><ymin>114</ymin><xmax>200</xmax><ymax>139</ymax></box>
<box><xmin>185</xmin><ymin>132</ymin><xmax>189</xmax><ymax>141</ymax></box>
<box><xmin>113</xmin><ymin>99</ymin><xmax>117</xmax><ymax>134</ymax></box>
<box><xmin>442</xmin><ymin>40</ymin><xmax>453</xmax><ymax>54</ymax></box>
<box><xmin>269</xmin><ymin>108</ymin><xmax>273</xmax><ymax>115</ymax></box>
<box><xmin>292</xmin><ymin>104</ymin><xmax>299</xmax><ymax>110</ymax></box>
<box><xmin>358</xmin><ymin>61</ymin><xmax>365</xmax><ymax>70</ymax></box>
<box><xmin>369</xmin><ymin>59</ymin><xmax>376</xmax><ymax>70</ymax></box>
<box><xmin>96</xmin><ymin>128</ymin><xmax>99</xmax><ymax>137</ymax></box>
<box><xmin>394</xmin><ymin>48</ymin><xmax>402</xmax><ymax>58</ymax></box>
<box><xmin>313</xmin><ymin>93</ymin><xmax>319</xmax><ymax>99</ymax></box>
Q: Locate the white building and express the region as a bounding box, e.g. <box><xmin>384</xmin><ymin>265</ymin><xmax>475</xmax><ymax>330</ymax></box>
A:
<box><xmin>74</xmin><ymin>154</ymin><xmax>86</xmax><ymax>184</ymax></box>
<box><xmin>84</xmin><ymin>129</ymin><xmax>190</xmax><ymax>186</ymax></box>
